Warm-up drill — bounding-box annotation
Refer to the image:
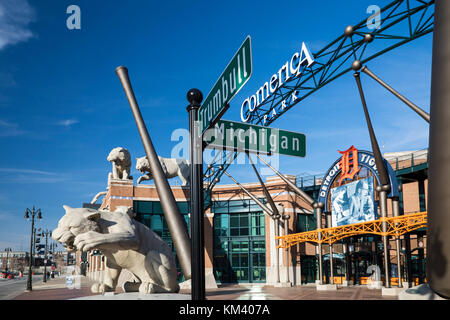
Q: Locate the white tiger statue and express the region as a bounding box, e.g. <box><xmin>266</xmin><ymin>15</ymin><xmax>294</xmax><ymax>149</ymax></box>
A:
<box><xmin>136</xmin><ymin>156</ymin><xmax>190</xmax><ymax>186</ymax></box>
<box><xmin>52</xmin><ymin>205</ymin><xmax>179</xmax><ymax>294</ymax></box>
<box><xmin>107</xmin><ymin>147</ymin><xmax>132</xmax><ymax>180</ymax></box>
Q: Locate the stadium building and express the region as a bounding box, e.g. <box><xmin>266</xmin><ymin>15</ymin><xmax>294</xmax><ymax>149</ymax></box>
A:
<box><xmin>81</xmin><ymin>147</ymin><xmax>428</xmax><ymax>288</ymax></box>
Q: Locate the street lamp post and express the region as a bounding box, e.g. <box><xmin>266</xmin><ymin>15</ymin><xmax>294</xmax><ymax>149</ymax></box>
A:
<box><xmin>187</xmin><ymin>88</ymin><xmax>205</xmax><ymax>300</ymax></box>
<box><xmin>4</xmin><ymin>248</ymin><xmax>12</xmax><ymax>273</ymax></box>
<box><xmin>283</xmin><ymin>214</ymin><xmax>292</xmax><ymax>286</ymax></box>
<box><xmin>24</xmin><ymin>207</ymin><xmax>42</xmax><ymax>291</ymax></box>
<box><xmin>42</xmin><ymin>230</ymin><xmax>50</xmax><ymax>283</ymax></box>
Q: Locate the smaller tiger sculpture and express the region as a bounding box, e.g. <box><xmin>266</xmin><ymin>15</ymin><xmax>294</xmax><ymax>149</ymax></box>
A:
<box><xmin>107</xmin><ymin>147</ymin><xmax>132</xmax><ymax>180</ymax></box>
<box><xmin>136</xmin><ymin>156</ymin><xmax>190</xmax><ymax>186</ymax></box>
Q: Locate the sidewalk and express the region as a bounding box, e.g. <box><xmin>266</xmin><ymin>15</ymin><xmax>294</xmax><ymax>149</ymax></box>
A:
<box><xmin>13</xmin><ymin>275</ymin><xmax>101</xmax><ymax>300</ymax></box>
<box><xmin>12</xmin><ymin>277</ymin><xmax>398</xmax><ymax>300</ymax></box>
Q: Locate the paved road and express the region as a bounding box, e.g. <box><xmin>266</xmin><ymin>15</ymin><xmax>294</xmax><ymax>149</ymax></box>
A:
<box><xmin>0</xmin><ymin>275</ymin><xmax>43</xmax><ymax>300</ymax></box>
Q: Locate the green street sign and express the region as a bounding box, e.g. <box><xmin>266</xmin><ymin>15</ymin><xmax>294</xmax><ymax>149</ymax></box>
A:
<box><xmin>204</xmin><ymin>119</ymin><xmax>306</xmax><ymax>157</ymax></box>
<box><xmin>199</xmin><ymin>36</ymin><xmax>252</xmax><ymax>135</ymax></box>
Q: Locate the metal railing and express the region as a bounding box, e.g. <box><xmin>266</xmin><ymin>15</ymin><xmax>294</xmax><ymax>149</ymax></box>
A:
<box><xmin>296</xmin><ymin>174</ymin><xmax>325</xmax><ymax>188</ymax></box>
<box><xmin>384</xmin><ymin>149</ymin><xmax>428</xmax><ymax>171</ymax></box>
<box><xmin>277</xmin><ymin>211</ymin><xmax>427</xmax><ymax>248</ymax></box>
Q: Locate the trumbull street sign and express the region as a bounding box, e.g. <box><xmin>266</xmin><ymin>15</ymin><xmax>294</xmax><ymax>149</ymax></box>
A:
<box><xmin>204</xmin><ymin>119</ymin><xmax>306</xmax><ymax>157</ymax></box>
<box><xmin>198</xmin><ymin>36</ymin><xmax>252</xmax><ymax>135</ymax></box>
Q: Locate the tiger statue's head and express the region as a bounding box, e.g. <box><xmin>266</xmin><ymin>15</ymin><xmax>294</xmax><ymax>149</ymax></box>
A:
<box><xmin>136</xmin><ymin>156</ymin><xmax>151</xmax><ymax>174</ymax></box>
<box><xmin>52</xmin><ymin>205</ymin><xmax>100</xmax><ymax>252</ymax></box>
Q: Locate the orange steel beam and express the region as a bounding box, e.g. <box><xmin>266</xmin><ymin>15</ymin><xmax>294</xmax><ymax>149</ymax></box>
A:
<box><xmin>276</xmin><ymin>211</ymin><xmax>427</xmax><ymax>248</ymax></box>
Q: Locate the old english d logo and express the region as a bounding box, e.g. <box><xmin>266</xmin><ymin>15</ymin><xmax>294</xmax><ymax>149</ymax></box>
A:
<box><xmin>338</xmin><ymin>145</ymin><xmax>361</xmax><ymax>186</ymax></box>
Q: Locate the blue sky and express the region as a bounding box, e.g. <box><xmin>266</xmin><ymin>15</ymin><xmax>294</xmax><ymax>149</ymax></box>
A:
<box><xmin>0</xmin><ymin>0</ymin><xmax>432</xmax><ymax>250</ymax></box>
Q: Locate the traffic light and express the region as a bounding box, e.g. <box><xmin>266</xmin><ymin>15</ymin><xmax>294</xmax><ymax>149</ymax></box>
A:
<box><xmin>35</xmin><ymin>237</ymin><xmax>41</xmax><ymax>244</ymax></box>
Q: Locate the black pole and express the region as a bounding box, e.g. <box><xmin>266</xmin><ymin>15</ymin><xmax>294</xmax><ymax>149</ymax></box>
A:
<box><xmin>427</xmin><ymin>0</ymin><xmax>450</xmax><ymax>299</ymax></box>
<box><xmin>187</xmin><ymin>89</ymin><xmax>205</xmax><ymax>300</ymax></box>
<box><xmin>353</xmin><ymin>68</ymin><xmax>391</xmax><ymax>288</ymax></box>
<box><xmin>344</xmin><ymin>240</ymin><xmax>351</xmax><ymax>284</ymax></box>
<box><xmin>361</xmin><ymin>66</ymin><xmax>430</xmax><ymax>123</ymax></box>
<box><xmin>33</xmin><ymin>227</ymin><xmax>36</xmax><ymax>269</ymax></box>
<box><xmin>353</xmin><ymin>69</ymin><xmax>390</xmax><ymax>187</ymax></box>
<box><xmin>5</xmin><ymin>249</ymin><xmax>10</xmax><ymax>273</ymax></box>
<box><xmin>25</xmin><ymin>207</ymin><xmax>40</xmax><ymax>291</ymax></box>
<box><xmin>27</xmin><ymin>217</ymin><xmax>34</xmax><ymax>291</ymax></box>
<box><xmin>115</xmin><ymin>66</ymin><xmax>192</xmax><ymax>280</ymax></box>
<box><xmin>43</xmin><ymin>230</ymin><xmax>48</xmax><ymax>283</ymax></box>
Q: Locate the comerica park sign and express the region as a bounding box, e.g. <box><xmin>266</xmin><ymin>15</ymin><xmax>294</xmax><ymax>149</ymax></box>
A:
<box><xmin>204</xmin><ymin>119</ymin><xmax>306</xmax><ymax>157</ymax></box>
<box><xmin>240</xmin><ymin>42</ymin><xmax>315</xmax><ymax>123</ymax></box>
<box><xmin>199</xmin><ymin>36</ymin><xmax>252</xmax><ymax>135</ymax></box>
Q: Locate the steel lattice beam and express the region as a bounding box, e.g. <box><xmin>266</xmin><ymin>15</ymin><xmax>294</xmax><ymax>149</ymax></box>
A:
<box><xmin>276</xmin><ymin>211</ymin><xmax>427</xmax><ymax>248</ymax></box>
<box><xmin>204</xmin><ymin>0</ymin><xmax>434</xmax><ymax>198</ymax></box>
<box><xmin>245</xmin><ymin>0</ymin><xmax>434</xmax><ymax>126</ymax></box>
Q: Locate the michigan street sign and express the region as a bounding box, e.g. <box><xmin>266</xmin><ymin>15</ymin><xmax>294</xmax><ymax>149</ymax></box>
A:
<box><xmin>199</xmin><ymin>36</ymin><xmax>252</xmax><ymax>136</ymax></box>
<box><xmin>204</xmin><ymin>119</ymin><xmax>306</xmax><ymax>157</ymax></box>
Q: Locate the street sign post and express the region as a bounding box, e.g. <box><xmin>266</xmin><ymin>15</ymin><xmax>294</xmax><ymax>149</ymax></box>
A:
<box><xmin>198</xmin><ymin>36</ymin><xmax>252</xmax><ymax>136</ymax></box>
<box><xmin>204</xmin><ymin>119</ymin><xmax>306</xmax><ymax>157</ymax></box>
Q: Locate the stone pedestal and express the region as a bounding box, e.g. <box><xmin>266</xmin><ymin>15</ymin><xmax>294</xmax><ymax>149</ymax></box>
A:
<box><xmin>316</xmin><ymin>284</ymin><xmax>337</xmax><ymax>291</ymax></box>
<box><xmin>178</xmin><ymin>272</ymin><xmax>218</xmax><ymax>290</ymax></box>
<box><xmin>398</xmin><ymin>284</ymin><xmax>448</xmax><ymax>300</ymax></box>
<box><xmin>72</xmin><ymin>293</ymin><xmax>191</xmax><ymax>300</ymax></box>
<box><xmin>382</xmin><ymin>287</ymin><xmax>406</xmax><ymax>296</ymax></box>
<box><xmin>367</xmin><ymin>281</ymin><xmax>383</xmax><ymax>289</ymax></box>
<box><xmin>275</xmin><ymin>282</ymin><xmax>292</xmax><ymax>288</ymax></box>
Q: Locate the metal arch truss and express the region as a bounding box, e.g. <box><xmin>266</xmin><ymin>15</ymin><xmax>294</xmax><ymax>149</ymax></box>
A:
<box><xmin>203</xmin><ymin>0</ymin><xmax>434</xmax><ymax>193</ymax></box>
<box><xmin>244</xmin><ymin>0</ymin><xmax>434</xmax><ymax>126</ymax></box>
<box><xmin>276</xmin><ymin>211</ymin><xmax>427</xmax><ymax>248</ymax></box>
<box><xmin>203</xmin><ymin>149</ymin><xmax>240</xmax><ymax>188</ymax></box>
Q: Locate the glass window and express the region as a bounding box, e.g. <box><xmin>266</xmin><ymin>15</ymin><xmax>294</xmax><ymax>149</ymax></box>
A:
<box><xmin>150</xmin><ymin>215</ymin><xmax>163</xmax><ymax>236</ymax></box>
<box><xmin>230</xmin><ymin>228</ymin><xmax>239</xmax><ymax>236</ymax></box>
<box><xmin>229</xmin><ymin>201</ymin><xmax>248</xmax><ymax>213</ymax></box>
<box><xmin>230</xmin><ymin>215</ymin><xmax>240</xmax><ymax>228</ymax></box>
<box><xmin>133</xmin><ymin>201</ymin><xmax>189</xmax><ymax>282</ymax></box>
<box><xmin>212</xmin><ymin>201</ymin><xmax>266</xmax><ymax>283</ymax></box>
<box><xmin>240</xmin><ymin>216</ymin><xmax>249</xmax><ymax>227</ymax></box>
<box><xmin>177</xmin><ymin>202</ymin><xmax>190</xmax><ymax>214</ymax></box>
<box><xmin>297</xmin><ymin>214</ymin><xmax>316</xmax><ymax>233</ymax></box>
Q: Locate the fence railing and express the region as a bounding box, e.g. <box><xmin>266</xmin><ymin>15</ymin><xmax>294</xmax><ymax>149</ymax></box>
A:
<box><xmin>385</xmin><ymin>149</ymin><xmax>428</xmax><ymax>171</ymax></box>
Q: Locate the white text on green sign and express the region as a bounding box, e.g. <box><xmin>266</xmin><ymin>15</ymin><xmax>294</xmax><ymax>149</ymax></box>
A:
<box><xmin>240</xmin><ymin>42</ymin><xmax>314</xmax><ymax>124</ymax></box>
<box><xmin>199</xmin><ymin>36</ymin><xmax>252</xmax><ymax>135</ymax></box>
<box><xmin>204</xmin><ymin>120</ymin><xmax>306</xmax><ymax>157</ymax></box>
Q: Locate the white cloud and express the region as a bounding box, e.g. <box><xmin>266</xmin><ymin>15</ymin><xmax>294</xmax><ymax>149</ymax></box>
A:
<box><xmin>0</xmin><ymin>168</ymin><xmax>57</xmax><ymax>176</ymax></box>
<box><xmin>0</xmin><ymin>119</ymin><xmax>27</xmax><ymax>136</ymax></box>
<box><xmin>0</xmin><ymin>0</ymin><xmax>35</xmax><ymax>50</ymax></box>
<box><xmin>0</xmin><ymin>168</ymin><xmax>70</xmax><ymax>184</ymax></box>
<box><xmin>0</xmin><ymin>211</ymin><xmax>14</xmax><ymax>221</ymax></box>
<box><xmin>57</xmin><ymin>119</ymin><xmax>79</xmax><ymax>127</ymax></box>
